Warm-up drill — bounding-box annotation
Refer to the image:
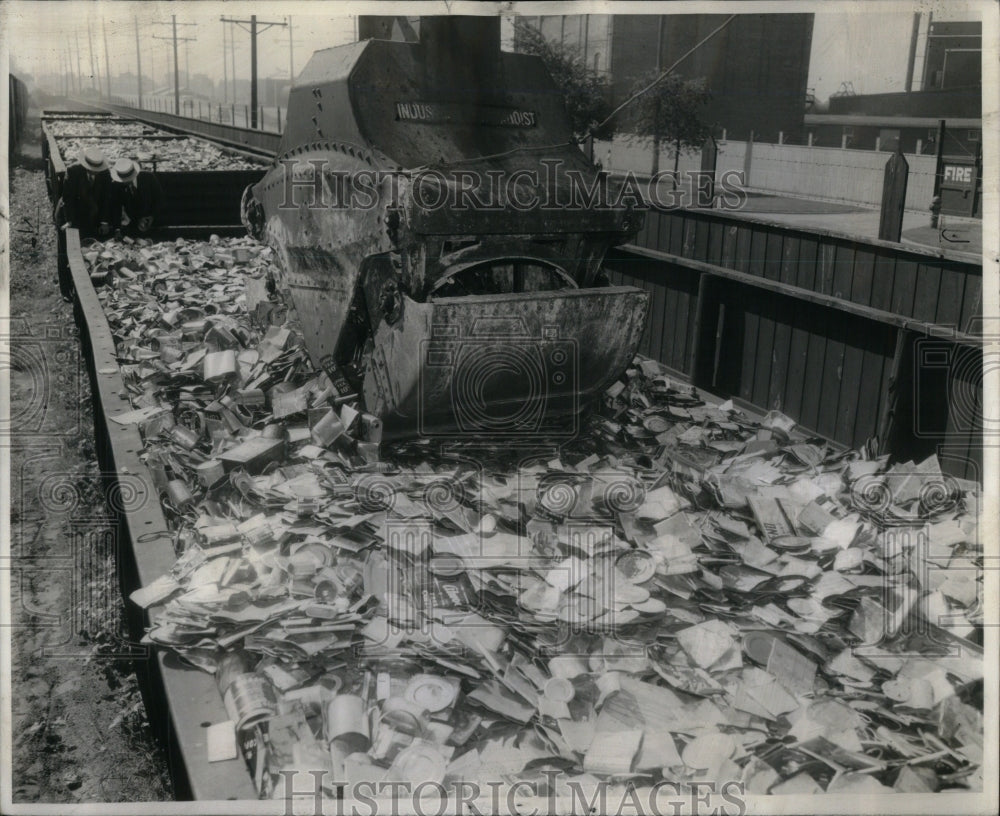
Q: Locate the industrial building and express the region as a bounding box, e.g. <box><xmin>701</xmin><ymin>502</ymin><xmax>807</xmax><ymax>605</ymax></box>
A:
<box><xmin>804</xmin><ymin>20</ymin><xmax>982</xmax><ymax>156</ymax></box>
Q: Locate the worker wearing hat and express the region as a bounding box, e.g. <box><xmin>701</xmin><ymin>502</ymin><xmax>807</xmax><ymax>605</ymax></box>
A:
<box><xmin>111</xmin><ymin>158</ymin><xmax>164</xmax><ymax>236</ymax></box>
<box><xmin>54</xmin><ymin>147</ymin><xmax>114</xmax><ymax>300</ymax></box>
<box><xmin>59</xmin><ymin>148</ymin><xmax>114</xmax><ymax>236</ymax></box>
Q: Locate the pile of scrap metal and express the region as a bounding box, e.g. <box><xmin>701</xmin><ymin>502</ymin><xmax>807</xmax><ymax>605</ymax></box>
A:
<box><xmin>89</xmin><ymin>234</ymin><xmax>983</xmax><ymax>801</ymax></box>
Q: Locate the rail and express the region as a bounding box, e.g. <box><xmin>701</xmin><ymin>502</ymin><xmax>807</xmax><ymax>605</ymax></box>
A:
<box><xmin>101</xmin><ymin>101</ymin><xmax>281</xmax><ymax>160</ymax></box>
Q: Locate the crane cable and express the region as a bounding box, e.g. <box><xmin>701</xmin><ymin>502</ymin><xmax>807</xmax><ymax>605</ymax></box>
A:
<box><xmin>589</xmin><ymin>14</ymin><xmax>736</xmax><ymax>137</ymax></box>
<box><xmin>405</xmin><ymin>13</ymin><xmax>737</xmax><ymax>175</ymax></box>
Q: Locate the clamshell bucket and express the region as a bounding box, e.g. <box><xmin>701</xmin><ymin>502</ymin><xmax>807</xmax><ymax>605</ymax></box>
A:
<box><xmin>364</xmin><ymin>286</ymin><xmax>649</xmax><ymax>439</ymax></box>
<box><xmin>247</xmin><ymin>17</ymin><xmax>651</xmax><ymax>439</ymax></box>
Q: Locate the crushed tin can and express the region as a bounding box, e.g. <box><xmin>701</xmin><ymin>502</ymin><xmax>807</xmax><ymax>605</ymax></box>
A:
<box><xmin>164</xmin><ymin>479</ymin><xmax>195</xmax><ymax>511</ymax></box>
<box><xmin>193</xmin><ymin>458</ymin><xmax>227</xmax><ymax>488</ymax></box>
<box><xmin>359</xmin><ymin>413</ymin><xmax>383</xmax><ymax>444</ymax></box>
<box><xmin>311</xmin><ymin>409</ymin><xmax>345</xmax><ymax>448</ymax></box>
<box><xmin>203</xmin><ymin>349</ymin><xmax>238</xmax><ymax>384</ymax></box>
<box><xmin>169</xmin><ymin>424</ymin><xmax>201</xmax><ymax>450</ymax></box>
<box><xmin>324</xmin><ymin>694</ymin><xmax>370</xmax><ymax>754</ymax></box>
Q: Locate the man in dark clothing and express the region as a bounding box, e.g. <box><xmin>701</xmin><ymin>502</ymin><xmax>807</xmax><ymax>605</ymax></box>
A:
<box><xmin>60</xmin><ymin>147</ymin><xmax>114</xmax><ymax>237</ymax></box>
<box><xmin>111</xmin><ymin>158</ymin><xmax>165</xmax><ymax>236</ymax></box>
<box><xmin>55</xmin><ymin>147</ymin><xmax>114</xmax><ymax>300</ymax></box>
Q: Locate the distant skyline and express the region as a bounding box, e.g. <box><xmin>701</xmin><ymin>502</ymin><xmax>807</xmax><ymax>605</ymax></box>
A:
<box><xmin>2</xmin><ymin>1</ymin><xmax>986</xmax><ymax>103</ymax></box>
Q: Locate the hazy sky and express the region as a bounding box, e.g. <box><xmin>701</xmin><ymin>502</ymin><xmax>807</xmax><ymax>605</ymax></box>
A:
<box><xmin>1</xmin><ymin>1</ymin><xmax>987</xmax><ymax>102</ymax></box>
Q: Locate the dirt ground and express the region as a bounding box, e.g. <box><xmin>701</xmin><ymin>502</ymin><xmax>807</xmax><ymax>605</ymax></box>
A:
<box><xmin>7</xmin><ymin>114</ymin><xmax>174</xmax><ymax>802</ymax></box>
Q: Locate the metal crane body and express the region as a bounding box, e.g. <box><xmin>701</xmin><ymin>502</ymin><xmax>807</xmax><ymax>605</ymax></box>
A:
<box><xmin>245</xmin><ymin>19</ymin><xmax>649</xmax><ymax>439</ymax></box>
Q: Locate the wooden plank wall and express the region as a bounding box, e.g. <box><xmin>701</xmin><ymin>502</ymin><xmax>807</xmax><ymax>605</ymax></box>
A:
<box><xmin>158</xmin><ymin>170</ymin><xmax>265</xmax><ymax>227</ymax></box>
<box><xmin>633</xmin><ymin>208</ymin><xmax>982</xmax><ymax>333</ymax></box>
<box><xmin>609</xmin><ymin>209</ymin><xmax>984</xmax><ymax>481</ymax></box>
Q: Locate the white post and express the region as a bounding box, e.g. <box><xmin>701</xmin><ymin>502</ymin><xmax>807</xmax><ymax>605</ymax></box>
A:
<box><xmin>841</xmin><ymin>133</ymin><xmax>848</xmax><ymax>149</ymax></box>
<box><xmin>916</xmin><ymin>138</ymin><xmax>922</xmax><ymax>153</ymax></box>
<box><xmin>875</xmin><ymin>136</ymin><xmax>881</xmax><ymax>152</ymax></box>
<box><xmin>778</xmin><ymin>131</ymin><xmax>784</xmax><ymax>145</ymax></box>
<box><xmin>721</xmin><ymin>128</ymin><xmax>727</xmax><ymax>142</ymax></box>
<box><xmin>808</xmin><ymin>132</ymin><xmax>814</xmax><ymax>147</ymax></box>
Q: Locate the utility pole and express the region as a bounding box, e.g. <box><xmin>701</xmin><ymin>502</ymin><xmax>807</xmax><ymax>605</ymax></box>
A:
<box><xmin>288</xmin><ymin>15</ymin><xmax>294</xmax><ymax>83</ymax></box>
<box><xmin>221</xmin><ymin>14</ymin><xmax>287</xmax><ymax>129</ymax></box>
<box><xmin>103</xmin><ymin>26</ymin><xmax>112</xmax><ymax>99</ymax></box>
<box><xmin>251</xmin><ymin>16</ymin><xmax>258</xmax><ymax>126</ymax></box>
<box><xmin>230</xmin><ymin>23</ymin><xmax>236</xmax><ymax>102</ymax></box>
<box><xmin>152</xmin><ymin>15</ymin><xmax>197</xmax><ymax>115</ymax></box>
<box><xmin>223</xmin><ymin>19</ymin><xmax>228</xmax><ymax>104</ymax></box>
<box><xmin>904</xmin><ymin>12</ymin><xmax>921</xmax><ymax>93</ymax></box>
<box><xmin>87</xmin><ymin>23</ymin><xmax>100</xmax><ymax>94</ymax></box>
<box><xmin>930</xmin><ymin>119</ymin><xmax>946</xmax><ymax>228</ymax></box>
<box><xmin>651</xmin><ymin>15</ymin><xmax>666</xmax><ymax>176</ymax></box>
<box><xmin>135</xmin><ymin>17</ymin><xmax>143</xmax><ymax>107</ymax></box>
<box><xmin>74</xmin><ymin>33</ymin><xmax>83</xmax><ymax>93</ymax></box>
<box><xmin>171</xmin><ymin>16</ymin><xmax>180</xmax><ymax>113</ymax></box>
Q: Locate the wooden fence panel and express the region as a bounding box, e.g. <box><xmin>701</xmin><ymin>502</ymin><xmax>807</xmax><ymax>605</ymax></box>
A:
<box><xmin>637</xmin><ymin>209</ymin><xmax>981</xmax><ymax>330</ymax></box>
<box><xmin>604</xmin><ymin>251</ymin><xmax>701</xmax><ymax>377</ymax></box>
<box><xmin>935</xmin><ymin>265</ymin><xmax>967</xmax><ymax>328</ymax></box>
<box><xmin>890</xmin><ymin>258</ymin><xmax>919</xmax><ymax>317</ymax></box>
<box><xmin>607</xmin><ymin>209</ymin><xmax>982</xmax><ymax>478</ymax></box>
<box><xmin>850</xmin><ymin>247</ymin><xmax>876</xmax><ymax>306</ymax></box>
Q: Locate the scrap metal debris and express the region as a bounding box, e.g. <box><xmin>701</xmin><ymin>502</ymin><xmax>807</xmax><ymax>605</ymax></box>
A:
<box><xmin>56</xmin><ymin>136</ymin><xmax>261</xmax><ymax>171</ymax></box>
<box><xmin>45</xmin><ymin>120</ymin><xmax>163</xmax><ymax>139</ymax></box>
<box><xmin>87</xmin><ymin>238</ymin><xmax>984</xmax><ymax>799</ymax></box>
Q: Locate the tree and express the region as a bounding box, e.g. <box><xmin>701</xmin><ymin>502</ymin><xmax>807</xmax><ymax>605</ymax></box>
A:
<box><xmin>622</xmin><ymin>71</ymin><xmax>713</xmax><ymax>177</ymax></box>
<box><xmin>512</xmin><ymin>19</ymin><xmax>613</xmax><ymax>141</ymax></box>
